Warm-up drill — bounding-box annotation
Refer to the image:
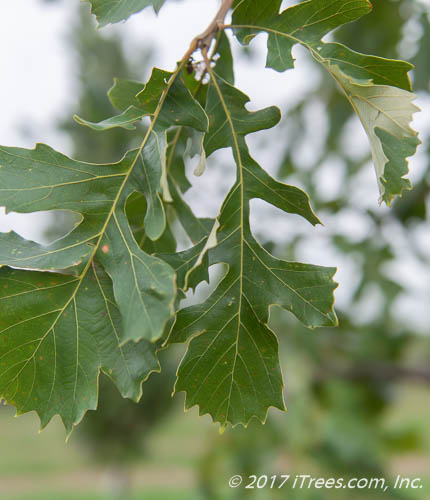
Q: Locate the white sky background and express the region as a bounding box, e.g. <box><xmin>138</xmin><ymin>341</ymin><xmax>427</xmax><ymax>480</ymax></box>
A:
<box><xmin>0</xmin><ymin>0</ymin><xmax>430</xmax><ymax>331</ymax></box>
<box><xmin>0</xmin><ymin>0</ymin><xmax>320</xmax><ymax>232</ymax></box>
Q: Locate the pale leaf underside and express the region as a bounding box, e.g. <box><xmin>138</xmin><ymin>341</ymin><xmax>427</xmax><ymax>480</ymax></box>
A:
<box><xmin>231</xmin><ymin>0</ymin><xmax>421</xmax><ymax>205</ymax></box>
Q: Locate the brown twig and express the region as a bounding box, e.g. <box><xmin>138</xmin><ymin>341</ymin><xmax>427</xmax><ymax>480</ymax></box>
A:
<box><xmin>184</xmin><ymin>0</ymin><xmax>233</xmax><ymax>60</ymax></box>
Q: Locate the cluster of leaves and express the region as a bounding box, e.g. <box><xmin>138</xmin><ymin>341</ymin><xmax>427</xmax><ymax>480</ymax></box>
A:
<box><xmin>0</xmin><ymin>0</ymin><xmax>420</xmax><ymax>434</ymax></box>
<box><xmin>196</xmin><ymin>4</ymin><xmax>430</xmax><ymax>497</ymax></box>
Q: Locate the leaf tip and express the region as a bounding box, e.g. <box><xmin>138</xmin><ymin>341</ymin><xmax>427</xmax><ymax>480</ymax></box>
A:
<box><xmin>73</xmin><ymin>114</ymin><xmax>89</xmax><ymax>127</ymax></box>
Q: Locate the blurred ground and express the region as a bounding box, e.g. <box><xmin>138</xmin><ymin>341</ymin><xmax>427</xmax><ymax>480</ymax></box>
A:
<box><xmin>1</xmin><ymin>381</ymin><xmax>429</xmax><ymax>499</ymax></box>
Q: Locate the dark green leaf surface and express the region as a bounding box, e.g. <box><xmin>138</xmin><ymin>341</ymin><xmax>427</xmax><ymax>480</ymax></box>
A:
<box><xmin>85</xmin><ymin>0</ymin><xmax>167</xmax><ymax>27</ymax></box>
<box><xmin>0</xmin><ymin>144</ymin><xmax>175</xmax><ymax>342</ymax></box>
<box><xmin>232</xmin><ymin>0</ymin><xmax>371</xmax><ymax>72</ymax></box>
<box><xmin>213</xmin><ymin>31</ymin><xmax>235</xmax><ymax>85</ymax></box>
<box><xmin>125</xmin><ymin>192</ymin><xmax>176</xmax><ymax>254</ymax></box>
<box><xmin>0</xmin><ymin>144</ymin><xmax>129</xmax><ymax>271</ymax></box>
<box><xmin>203</xmin><ymin>77</ymin><xmax>281</xmax><ymax>157</ymax></box>
<box><xmin>317</xmin><ymin>43</ymin><xmax>413</xmax><ymax>91</ymax></box>
<box><xmin>0</xmin><ymin>265</ymin><xmax>159</xmax><ymax>434</ymax></box>
<box><xmin>75</xmin><ymin>68</ymin><xmax>209</xmax><ymax>133</ymax></box>
<box><xmin>168</xmin><ymin>73</ymin><xmax>338</xmax><ymax>430</ymax></box>
<box><xmin>0</xmin><ymin>64</ymin><xmax>208</xmax><ymax>429</ymax></box>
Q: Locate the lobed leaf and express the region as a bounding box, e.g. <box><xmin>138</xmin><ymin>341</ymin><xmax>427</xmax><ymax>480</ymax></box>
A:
<box><xmin>231</xmin><ymin>0</ymin><xmax>421</xmax><ymax>204</ymax></box>
<box><xmin>0</xmin><ymin>65</ymin><xmax>208</xmax><ymax>429</ymax></box>
<box><xmin>75</xmin><ymin>68</ymin><xmax>208</xmax><ymax>133</ymax></box>
<box><xmin>0</xmin><ymin>265</ymin><xmax>159</xmax><ymax>434</ymax></box>
<box><xmin>168</xmin><ymin>73</ymin><xmax>338</xmax><ymax>430</ymax></box>
<box><xmin>0</xmin><ymin>143</ymin><xmax>176</xmax><ymax>341</ymax></box>
<box><xmin>232</xmin><ymin>0</ymin><xmax>372</xmax><ymax>72</ymax></box>
<box><xmin>317</xmin><ymin>43</ymin><xmax>414</xmax><ymax>91</ymax></box>
<box><xmin>327</xmin><ymin>65</ymin><xmax>420</xmax><ymax>204</ymax></box>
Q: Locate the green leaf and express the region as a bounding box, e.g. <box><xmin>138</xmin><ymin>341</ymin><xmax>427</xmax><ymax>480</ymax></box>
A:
<box><xmin>168</xmin><ymin>73</ymin><xmax>338</xmax><ymax>430</ymax></box>
<box><xmin>0</xmin><ymin>144</ymin><xmax>175</xmax><ymax>342</ymax></box>
<box><xmin>376</xmin><ymin>129</ymin><xmax>421</xmax><ymax>204</ymax></box>
<box><xmin>213</xmin><ymin>31</ymin><xmax>235</xmax><ymax>85</ymax></box>
<box><xmin>97</xmin><ymin>207</ymin><xmax>176</xmax><ymax>342</ymax></box>
<box><xmin>135</xmin><ymin>131</ymin><xmax>170</xmax><ymax>240</ymax></box>
<box><xmin>230</xmin><ymin>0</ymin><xmax>420</xmax><ymax>204</ymax></box>
<box><xmin>85</xmin><ymin>0</ymin><xmax>167</xmax><ymax>27</ymax></box>
<box><xmin>203</xmin><ymin>76</ymin><xmax>281</xmax><ymax>156</ymax></box>
<box><xmin>317</xmin><ymin>42</ymin><xmax>414</xmax><ymax>91</ymax></box>
<box><xmin>0</xmin><ymin>265</ymin><xmax>159</xmax><ymax>434</ymax></box>
<box><xmin>125</xmin><ymin>192</ymin><xmax>176</xmax><ymax>254</ymax></box>
<box><xmin>109</xmin><ymin>78</ymin><xmax>146</xmax><ymax>111</ymax></box>
<box><xmin>75</xmin><ymin>68</ymin><xmax>209</xmax><ymax>133</ymax></box>
<box><xmin>327</xmin><ymin>65</ymin><xmax>420</xmax><ymax>204</ymax></box>
<box><xmin>232</xmin><ymin>0</ymin><xmax>372</xmax><ymax>72</ymax></box>
<box><xmin>0</xmin><ymin>62</ymin><xmax>209</xmax><ymax>430</ymax></box>
<box><xmin>74</xmin><ymin>106</ymin><xmax>146</xmax><ymax>131</ymax></box>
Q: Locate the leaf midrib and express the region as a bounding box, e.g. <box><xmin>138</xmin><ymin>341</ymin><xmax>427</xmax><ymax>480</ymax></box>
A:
<box><xmin>47</xmin><ymin>61</ymin><xmax>186</xmax><ymax>330</ymax></box>
<box><xmin>204</xmin><ymin>65</ymin><xmax>245</xmax><ymax>424</ymax></box>
<box><xmin>1</xmin><ymin>61</ymin><xmax>187</xmax><ymax>398</ymax></box>
<box><xmin>228</xmin><ymin>23</ymin><xmax>415</xmax><ymax>139</ymax></box>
